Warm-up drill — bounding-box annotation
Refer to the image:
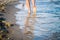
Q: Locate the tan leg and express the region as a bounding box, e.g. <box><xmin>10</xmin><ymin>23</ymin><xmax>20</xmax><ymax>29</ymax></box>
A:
<box><xmin>26</xmin><ymin>0</ymin><xmax>30</xmax><ymax>9</ymax></box>
<box><xmin>31</xmin><ymin>0</ymin><xmax>36</xmax><ymax>13</ymax></box>
<box><xmin>31</xmin><ymin>0</ymin><xmax>35</xmax><ymax>7</ymax></box>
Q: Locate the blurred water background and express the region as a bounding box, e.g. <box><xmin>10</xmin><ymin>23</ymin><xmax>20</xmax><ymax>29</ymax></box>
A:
<box><xmin>15</xmin><ymin>0</ymin><xmax>60</xmax><ymax>40</ymax></box>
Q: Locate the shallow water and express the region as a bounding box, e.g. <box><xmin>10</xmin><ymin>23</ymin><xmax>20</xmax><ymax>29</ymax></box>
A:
<box><xmin>15</xmin><ymin>0</ymin><xmax>60</xmax><ymax>40</ymax></box>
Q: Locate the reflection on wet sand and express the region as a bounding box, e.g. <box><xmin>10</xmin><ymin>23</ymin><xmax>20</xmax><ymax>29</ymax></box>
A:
<box><xmin>23</xmin><ymin>0</ymin><xmax>36</xmax><ymax>40</ymax></box>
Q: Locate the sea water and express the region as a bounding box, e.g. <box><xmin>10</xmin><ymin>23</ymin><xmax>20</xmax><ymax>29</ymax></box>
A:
<box><xmin>15</xmin><ymin>0</ymin><xmax>60</xmax><ymax>40</ymax></box>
